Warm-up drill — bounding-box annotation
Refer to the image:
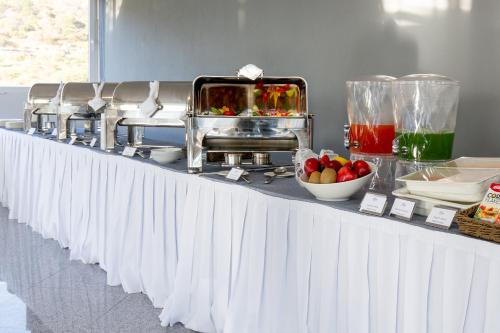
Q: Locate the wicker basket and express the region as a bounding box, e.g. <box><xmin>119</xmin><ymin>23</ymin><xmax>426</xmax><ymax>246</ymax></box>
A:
<box><xmin>455</xmin><ymin>205</ymin><xmax>500</xmax><ymax>243</ymax></box>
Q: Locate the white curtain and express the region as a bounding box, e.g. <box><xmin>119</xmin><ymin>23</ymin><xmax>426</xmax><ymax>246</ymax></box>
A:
<box><xmin>1</xmin><ymin>130</ymin><xmax>499</xmax><ymax>333</ymax></box>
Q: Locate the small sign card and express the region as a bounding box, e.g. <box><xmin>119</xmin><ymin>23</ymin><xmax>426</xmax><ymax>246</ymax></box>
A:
<box><xmin>89</xmin><ymin>138</ymin><xmax>98</xmax><ymax>147</ymax></box>
<box><xmin>27</xmin><ymin>128</ymin><xmax>36</xmax><ymax>135</ymax></box>
<box><xmin>226</xmin><ymin>168</ymin><xmax>245</xmax><ymax>181</ymax></box>
<box><xmin>425</xmin><ymin>206</ymin><xmax>457</xmax><ymax>229</ymax></box>
<box><xmin>390</xmin><ymin>198</ymin><xmax>417</xmax><ymax>221</ymax></box>
<box><xmin>122</xmin><ymin>146</ymin><xmax>137</xmax><ymax>157</ymax></box>
<box><xmin>68</xmin><ymin>137</ymin><xmax>77</xmax><ymax>145</ymax></box>
<box><xmin>51</xmin><ymin>128</ymin><xmax>58</xmax><ymax>136</ymax></box>
<box><xmin>360</xmin><ymin>192</ymin><xmax>388</xmax><ymax>216</ymax></box>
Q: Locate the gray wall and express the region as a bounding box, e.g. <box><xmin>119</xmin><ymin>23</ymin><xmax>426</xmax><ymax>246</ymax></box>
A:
<box><xmin>103</xmin><ymin>0</ymin><xmax>500</xmax><ymax>156</ymax></box>
<box><xmin>0</xmin><ymin>87</ymin><xmax>28</xmax><ymax>118</ymax></box>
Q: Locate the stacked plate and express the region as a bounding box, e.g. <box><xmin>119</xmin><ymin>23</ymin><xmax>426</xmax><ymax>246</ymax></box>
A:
<box><xmin>0</xmin><ymin>119</ymin><xmax>23</xmax><ymax>129</ymax></box>
<box><xmin>394</xmin><ymin>157</ymin><xmax>500</xmax><ymax>215</ymax></box>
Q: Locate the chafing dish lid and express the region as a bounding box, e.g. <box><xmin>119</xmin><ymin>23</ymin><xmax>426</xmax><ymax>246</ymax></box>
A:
<box><xmin>193</xmin><ymin>76</ymin><xmax>308</xmax><ymax>117</ymax></box>
<box><xmin>27</xmin><ymin>83</ymin><xmax>61</xmax><ymax>105</ymax></box>
<box><xmin>193</xmin><ymin>76</ymin><xmax>307</xmax><ymax>88</ymax></box>
<box><xmin>111</xmin><ymin>81</ymin><xmax>191</xmax><ymax>112</ymax></box>
<box><xmin>61</xmin><ymin>82</ymin><xmax>118</xmax><ymax>105</ymax></box>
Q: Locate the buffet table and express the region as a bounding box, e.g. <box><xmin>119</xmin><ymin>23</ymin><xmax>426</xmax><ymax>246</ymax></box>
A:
<box><xmin>1</xmin><ymin>128</ymin><xmax>500</xmax><ymax>333</ymax></box>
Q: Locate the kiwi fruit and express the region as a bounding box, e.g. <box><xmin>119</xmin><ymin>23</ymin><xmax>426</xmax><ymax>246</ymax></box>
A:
<box><xmin>308</xmin><ymin>171</ymin><xmax>321</xmax><ymax>184</ymax></box>
<box><xmin>320</xmin><ymin>168</ymin><xmax>337</xmax><ymax>184</ymax></box>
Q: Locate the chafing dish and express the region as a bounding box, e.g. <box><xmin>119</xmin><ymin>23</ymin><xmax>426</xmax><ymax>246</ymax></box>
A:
<box><xmin>186</xmin><ymin>76</ymin><xmax>313</xmax><ymax>173</ymax></box>
<box><xmin>57</xmin><ymin>82</ymin><xmax>117</xmax><ymax>141</ymax></box>
<box><xmin>23</xmin><ymin>83</ymin><xmax>62</xmax><ymax>132</ymax></box>
<box><xmin>102</xmin><ymin>81</ymin><xmax>191</xmax><ymax>151</ymax></box>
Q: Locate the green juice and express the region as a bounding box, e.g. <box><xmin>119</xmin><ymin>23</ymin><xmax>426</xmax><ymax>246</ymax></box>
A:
<box><xmin>396</xmin><ymin>131</ymin><xmax>455</xmax><ymax>161</ymax></box>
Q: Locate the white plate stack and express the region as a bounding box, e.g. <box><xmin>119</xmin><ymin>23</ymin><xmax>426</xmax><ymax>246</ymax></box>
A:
<box><xmin>394</xmin><ymin>157</ymin><xmax>500</xmax><ymax>215</ymax></box>
<box><xmin>0</xmin><ymin>119</ymin><xmax>23</xmax><ymax>129</ymax></box>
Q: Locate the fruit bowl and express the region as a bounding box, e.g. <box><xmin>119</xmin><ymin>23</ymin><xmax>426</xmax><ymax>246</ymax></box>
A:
<box><xmin>299</xmin><ymin>161</ymin><xmax>377</xmax><ymax>201</ymax></box>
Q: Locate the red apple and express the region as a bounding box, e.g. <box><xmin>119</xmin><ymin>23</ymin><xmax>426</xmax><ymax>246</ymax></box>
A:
<box><xmin>304</xmin><ymin>158</ymin><xmax>320</xmax><ymax>176</ymax></box>
<box><xmin>325</xmin><ymin>159</ymin><xmax>342</xmax><ymax>172</ymax></box>
<box><xmin>352</xmin><ymin>160</ymin><xmax>371</xmax><ymax>177</ymax></box>
<box><xmin>344</xmin><ymin>160</ymin><xmax>353</xmax><ymax>169</ymax></box>
<box><xmin>319</xmin><ymin>155</ymin><xmax>330</xmax><ymax>166</ymax></box>
<box><xmin>337</xmin><ymin>166</ymin><xmax>358</xmax><ymax>182</ymax></box>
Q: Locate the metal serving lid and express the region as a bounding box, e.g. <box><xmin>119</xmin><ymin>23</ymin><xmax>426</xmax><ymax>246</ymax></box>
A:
<box><xmin>193</xmin><ymin>76</ymin><xmax>308</xmax><ymax>117</ymax></box>
<box><xmin>111</xmin><ymin>81</ymin><xmax>192</xmax><ymax>119</ymax></box>
<box><xmin>26</xmin><ymin>83</ymin><xmax>61</xmax><ymax>105</ymax></box>
<box><xmin>61</xmin><ymin>82</ymin><xmax>118</xmax><ymax>106</ymax></box>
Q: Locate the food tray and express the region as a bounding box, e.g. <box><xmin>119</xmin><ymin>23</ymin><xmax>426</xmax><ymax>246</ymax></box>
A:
<box><xmin>443</xmin><ymin>157</ymin><xmax>500</xmax><ymax>169</ymax></box>
<box><xmin>456</xmin><ymin>205</ymin><xmax>500</xmax><ymax>243</ymax></box>
<box><xmin>397</xmin><ymin>167</ymin><xmax>500</xmax><ymax>203</ymax></box>
<box><xmin>392</xmin><ymin>187</ymin><xmax>479</xmax><ymax>216</ymax></box>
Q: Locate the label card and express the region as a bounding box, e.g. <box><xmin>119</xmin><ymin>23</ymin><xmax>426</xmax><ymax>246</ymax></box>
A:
<box><xmin>122</xmin><ymin>146</ymin><xmax>137</xmax><ymax>157</ymax></box>
<box><xmin>390</xmin><ymin>198</ymin><xmax>417</xmax><ymax>221</ymax></box>
<box><xmin>226</xmin><ymin>168</ymin><xmax>245</xmax><ymax>181</ymax></box>
<box><xmin>89</xmin><ymin>138</ymin><xmax>98</xmax><ymax>147</ymax></box>
<box><xmin>425</xmin><ymin>206</ymin><xmax>457</xmax><ymax>229</ymax></box>
<box><xmin>360</xmin><ymin>192</ymin><xmax>388</xmax><ymax>216</ymax></box>
<box><xmin>51</xmin><ymin>128</ymin><xmax>58</xmax><ymax>136</ymax></box>
<box><xmin>68</xmin><ymin>137</ymin><xmax>76</xmax><ymax>145</ymax></box>
<box><xmin>27</xmin><ymin>128</ymin><xmax>36</xmax><ymax>135</ymax></box>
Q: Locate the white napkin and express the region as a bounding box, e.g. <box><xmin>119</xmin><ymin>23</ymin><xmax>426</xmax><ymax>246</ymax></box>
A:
<box><xmin>48</xmin><ymin>82</ymin><xmax>63</xmax><ymax>112</ymax></box>
<box><xmin>237</xmin><ymin>64</ymin><xmax>263</xmax><ymax>80</ymax></box>
<box><xmin>140</xmin><ymin>81</ymin><xmax>160</xmax><ymax>118</ymax></box>
<box><xmin>88</xmin><ymin>83</ymin><xmax>106</xmax><ymax>112</ymax></box>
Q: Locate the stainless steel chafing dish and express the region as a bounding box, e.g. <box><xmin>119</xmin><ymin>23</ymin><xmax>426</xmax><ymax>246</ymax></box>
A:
<box><xmin>186</xmin><ymin>76</ymin><xmax>313</xmax><ymax>173</ymax></box>
<box><xmin>23</xmin><ymin>83</ymin><xmax>62</xmax><ymax>133</ymax></box>
<box><xmin>102</xmin><ymin>81</ymin><xmax>192</xmax><ymax>151</ymax></box>
<box><xmin>57</xmin><ymin>82</ymin><xmax>117</xmax><ymax>141</ymax></box>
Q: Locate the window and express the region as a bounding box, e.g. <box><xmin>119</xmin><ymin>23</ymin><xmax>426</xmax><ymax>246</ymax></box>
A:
<box><xmin>0</xmin><ymin>0</ymin><xmax>93</xmax><ymax>86</ymax></box>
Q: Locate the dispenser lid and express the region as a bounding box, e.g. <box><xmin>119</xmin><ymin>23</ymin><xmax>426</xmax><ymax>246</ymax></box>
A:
<box><xmin>346</xmin><ymin>75</ymin><xmax>396</xmax><ymax>85</ymax></box>
<box><xmin>396</xmin><ymin>74</ymin><xmax>459</xmax><ymax>86</ymax></box>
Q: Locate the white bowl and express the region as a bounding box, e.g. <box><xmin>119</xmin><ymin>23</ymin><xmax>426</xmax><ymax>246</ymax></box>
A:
<box><xmin>150</xmin><ymin>147</ymin><xmax>183</xmax><ymax>164</ymax></box>
<box><xmin>299</xmin><ymin>162</ymin><xmax>377</xmax><ymax>201</ymax></box>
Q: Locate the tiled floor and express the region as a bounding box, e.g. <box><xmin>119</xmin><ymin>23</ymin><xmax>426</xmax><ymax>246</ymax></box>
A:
<box><xmin>0</xmin><ymin>206</ymin><xmax>195</xmax><ymax>333</ymax></box>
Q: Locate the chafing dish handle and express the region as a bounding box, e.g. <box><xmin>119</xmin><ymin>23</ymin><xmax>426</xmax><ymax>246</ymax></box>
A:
<box><xmin>23</xmin><ymin>107</ymin><xmax>39</xmax><ymax>131</ymax></box>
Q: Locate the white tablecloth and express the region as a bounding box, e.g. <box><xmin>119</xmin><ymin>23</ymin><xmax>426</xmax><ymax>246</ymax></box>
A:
<box><xmin>1</xmin><ymin>129</ymin><xmax>500</xmax><ymax>333</ymax></box>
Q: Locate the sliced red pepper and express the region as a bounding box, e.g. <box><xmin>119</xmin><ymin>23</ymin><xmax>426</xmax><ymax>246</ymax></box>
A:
<box><xmin>262</xmin><ymin>92</ymin><xmax>269</xmax><ymax>103</ymax></box>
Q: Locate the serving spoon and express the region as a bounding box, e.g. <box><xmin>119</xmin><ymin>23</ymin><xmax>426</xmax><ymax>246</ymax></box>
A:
<box><xmin>264</xmin><ymin>166</ymin><xmax>288</xmax><ymax>184</ymax></box>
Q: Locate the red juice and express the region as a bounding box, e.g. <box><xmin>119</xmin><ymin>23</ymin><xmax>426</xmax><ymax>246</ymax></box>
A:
<box><xmin>349</xmin><ymin>124</ymin><xmax>395</xmax><ymax>155</ymax></box>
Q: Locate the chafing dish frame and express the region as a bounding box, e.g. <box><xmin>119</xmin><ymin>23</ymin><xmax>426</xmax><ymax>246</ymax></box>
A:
<box><xmin>186</xmin><ymin>76</ymin><xmax>313</xmax><ymax>173</ymax></box>
<box><xmin>102</xmin><ymin>81</ymin><xmax>192</xmax><ymax>151</ymax></box>
<box><xmin>57</xmin><ymin>82</ymin><xmax>118</xmax><ymax>141</ymax></box>
<box><xmin>23</xmin><ymin>83</ymin><xmax>62</xmax><ymax>132</ymax></box>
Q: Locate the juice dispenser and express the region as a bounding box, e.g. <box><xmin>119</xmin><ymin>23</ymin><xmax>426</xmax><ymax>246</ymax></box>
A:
<box><xmin>344</xmin><ymin>76</ymin><xmax>397</xmax><ymax>192</ymax></box>
<box><xmin>392</xmin><ymin>74</ymin><xmax>459</xmax><ymax>162</ymax></box>
<box><xmin>344</xmin><ymin>76</ymin><xmax>396</xmax><ymax>155</ymax></box>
